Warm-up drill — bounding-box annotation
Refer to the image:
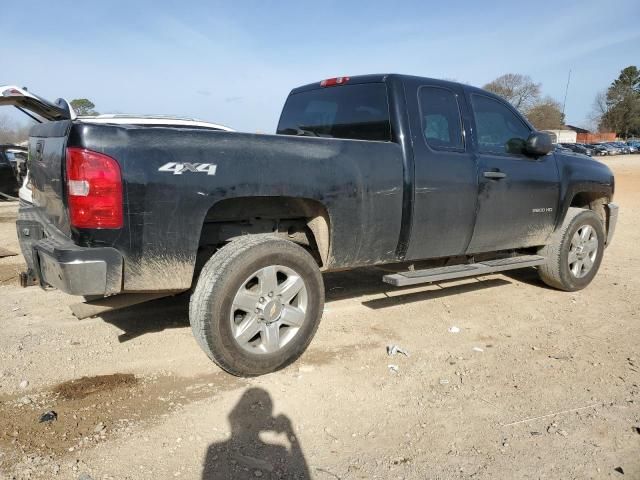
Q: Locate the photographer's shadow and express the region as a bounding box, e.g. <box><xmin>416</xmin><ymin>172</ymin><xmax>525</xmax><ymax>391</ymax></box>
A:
<box><xmin>202</xmin><ymin>387</ymin><xmax>310</xmax><ymax>479</ymax></box>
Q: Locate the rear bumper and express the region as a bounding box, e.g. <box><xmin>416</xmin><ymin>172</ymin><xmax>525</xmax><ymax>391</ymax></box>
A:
<box><xmin>17</xmin><ymin>205</ymin><xmax>122</xmax><ymax>296</ymax></box>
<box><xmin>605</xmin><ymin>202</ymin><xmax>618</xmax><ymax>247</ymax></box>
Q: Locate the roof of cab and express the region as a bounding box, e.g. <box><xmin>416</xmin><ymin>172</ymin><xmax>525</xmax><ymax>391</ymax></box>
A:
<box><xmin>287</xmin><ymin>74</ymin><xmax>534</xmax><ymax>130</ymax></box>
<box><xmin>290</xmin><ymin>74</ymin><xmax>391</xmax><ymax>94</ymax></box>
<box><xmin>289</xmin><ymin>73</ymin><xmax>502</xmax><ymax>100</ymax></box>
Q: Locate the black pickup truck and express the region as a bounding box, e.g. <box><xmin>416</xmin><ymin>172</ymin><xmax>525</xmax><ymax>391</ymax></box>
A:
<box><xmin>1</xmin><ymin>76</ymin><xmax>618</xmax><ymax>376</ymax></box>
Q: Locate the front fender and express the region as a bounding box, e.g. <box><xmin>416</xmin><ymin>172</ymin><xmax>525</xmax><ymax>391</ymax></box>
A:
<box><xmin>555</xmin><ymin>153</ymin><xmax>614</xmax><ymax>231</ymax></box>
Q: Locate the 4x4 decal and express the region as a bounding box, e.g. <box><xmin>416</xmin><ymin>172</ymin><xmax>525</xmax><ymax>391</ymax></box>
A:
<box><xmin>158</xmin><ymin>162</ymin><xmax>217</xmax><ymax>176</ymax></box>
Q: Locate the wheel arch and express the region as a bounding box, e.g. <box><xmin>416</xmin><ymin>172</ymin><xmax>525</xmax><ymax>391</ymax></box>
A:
<box><xmin>558</xmin><ymin>184</ymin><xmax>613</xmax><ymax>236</ymax></box>
<box><xmin>197</xmin><ymin>196</ymin><xmax>331</xmax><ymax>269</ymax></box>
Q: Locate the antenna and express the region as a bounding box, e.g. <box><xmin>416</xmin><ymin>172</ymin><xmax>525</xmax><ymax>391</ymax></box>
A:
<box><xmin>562</xmin><ymin>69</ymin><xmax>571</xmax><ymax>119</ymax></box>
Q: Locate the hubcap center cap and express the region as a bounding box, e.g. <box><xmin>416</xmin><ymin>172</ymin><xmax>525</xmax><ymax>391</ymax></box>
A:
<box><xmin>262</xmin><ymin>299</ymin><xmax>283</xmax><ymax>323</ymax></box>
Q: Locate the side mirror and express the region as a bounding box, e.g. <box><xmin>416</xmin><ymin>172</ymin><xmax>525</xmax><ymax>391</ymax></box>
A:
<box><xmin>526</xmin><ymin>131</ymin><xmax>553</xmax><ymax>157</ymax></box>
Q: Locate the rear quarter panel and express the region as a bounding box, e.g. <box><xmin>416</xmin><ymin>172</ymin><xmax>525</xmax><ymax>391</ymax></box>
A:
<box><xmin>28</xmin><ymin>121</ymin><xmax>73</xmax><ymax>233</ymax></box>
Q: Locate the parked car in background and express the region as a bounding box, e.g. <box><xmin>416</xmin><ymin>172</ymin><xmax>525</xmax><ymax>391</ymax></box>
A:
<box><xmin>560</xmin><ymin>143</ymin><xmax>592</xmax><ymax>156</ymax></box>
<box><xmin>599</xmin><ymin>143</ymin><xmax>622</xmax><ymax>155</ymax></box>
<box><xmin>0</xmin><ymin>144</ymin><xmax>27</xmax><ymax>176</ymax></box>
<box><xmin>627</xmin><ymin>140</ymin><xmax>640</xmax><ymax>152</ymax></box>
<box><xmin>610</xmin><ymin>142</ymin><xmax>631</xmax><ymax>154</ymax></box>
<box><xmin>554</xmin><ymin>144</ymin><xmax>574</xmax><ymax>154</ymax></box>
<box><xmin>588</xmin><ymin>144</ymin><xmax>610</xmax><ymax>156</ymax></box>
<box><xmin>7</xmin><ymin>146</ymin><xmax>28</xmax><ymax>182</ymax></box>
<box><xmin>575</xmin><ymin>143</ymin><xmax>596</xmax><ymax>156</ymax></box>
<box><xmin>0</xmin><ymin>144</ymin><xmax>25</xmax><ymax>198</ymax></box>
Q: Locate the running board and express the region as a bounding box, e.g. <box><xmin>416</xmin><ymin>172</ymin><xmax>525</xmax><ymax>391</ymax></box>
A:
<box><xmin>383</xmin><ymin>255</ymin><xmax>547</xmax><ymax>287</ymax></box>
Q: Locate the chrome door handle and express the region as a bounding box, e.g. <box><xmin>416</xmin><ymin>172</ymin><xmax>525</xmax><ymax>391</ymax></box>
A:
<box><xmin>483</xmin><ymin>171</ymin><xmax>507</xmax><ymax>179</ymax></box>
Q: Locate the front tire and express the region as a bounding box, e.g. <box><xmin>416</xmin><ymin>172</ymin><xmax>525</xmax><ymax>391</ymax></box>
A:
<box><xmin>538</xmin><ymin>207</ymin><xmax>605</xmax><ymax>291</ymax></box>
<box><xmin>189</xmin><ymin>234</ymin><xmax>324</xmax><ymax>376</ymax></box>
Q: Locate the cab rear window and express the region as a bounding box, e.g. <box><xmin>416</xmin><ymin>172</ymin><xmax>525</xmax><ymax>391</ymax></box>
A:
<box><xmin>277</xmin><ymin>83</ymin><xmax>391</xmax><ymax>142</ymax></box>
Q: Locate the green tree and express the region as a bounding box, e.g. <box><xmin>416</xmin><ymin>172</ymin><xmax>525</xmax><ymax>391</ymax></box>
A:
<box><xmin>526</xmin><ymin>97</ymin><xmax>565</xmax><ymax>130</ymax></box>
<box><xmin>600</xmin><ymin>66</ymin><xmax>640</xmax><ymax>138</ymax></box>
<box><xmin>483</xmin><ymin>74</ymin><xmax>541</xmax><ymax>112</ymax></box>
<box><xmin>70</xmin><ymin>98</ymin><xmax>99</xmax><ymax>116</ymax></box>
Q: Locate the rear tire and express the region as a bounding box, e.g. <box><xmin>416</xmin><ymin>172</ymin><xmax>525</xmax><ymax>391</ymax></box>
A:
<box><xmin>538</xmin><ymin>207</ymin><xmax>605</xmax><ymax>291</ymax></box>
<box><xmin>189</xmin><ymin>234</ymin><xmax>324</xmax><ymax>376</ymax></box>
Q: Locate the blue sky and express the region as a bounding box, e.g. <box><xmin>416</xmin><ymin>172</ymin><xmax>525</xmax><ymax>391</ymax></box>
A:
<box><xmin>1</xmin><ymin>0</ymin><xmax>638</xmax><ymax>131</ymax></box>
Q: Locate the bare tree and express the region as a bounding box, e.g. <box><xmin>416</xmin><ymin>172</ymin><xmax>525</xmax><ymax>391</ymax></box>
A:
<box><xmin>525</xmin><ymin>97</ymin><xmax>564</xmax><ymax>130</ymax></box>
<box><xmin>593</xmin><ymin>90</ymin><xmax>608</xmax><ymax>116</ymax></box>
<box><xmin>483</xmin><ymin>74</ymin><xmax>541</xmax><ymax>112</ymax></box>
<box><xmin>0</xmin><ymin>115</ymin><xmax>32</xmax><ymax>144</ymax></box>
<box><xmin>588</xmin><ymin>90</ymin><xmax>609</xmax><ymax>131</ymax></box>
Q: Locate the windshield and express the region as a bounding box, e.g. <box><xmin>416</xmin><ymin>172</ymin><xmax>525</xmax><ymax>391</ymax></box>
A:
<box><xmin>277</xmin><ymin>83</ymin><xmax>392</xmax><ymax>142</ymax></box>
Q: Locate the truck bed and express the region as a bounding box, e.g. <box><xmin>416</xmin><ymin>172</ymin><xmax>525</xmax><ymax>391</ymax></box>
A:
<box><xmin>28</xmin><ymin>121</ymin><xmax>405</xmax><ymax>292</ymax></box>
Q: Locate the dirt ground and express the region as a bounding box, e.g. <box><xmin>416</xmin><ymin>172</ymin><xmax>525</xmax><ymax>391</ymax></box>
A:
<box><xmin>0</xmin><ymin>156</ymin><xmax>639</xmax><ymax>480</ymax></box>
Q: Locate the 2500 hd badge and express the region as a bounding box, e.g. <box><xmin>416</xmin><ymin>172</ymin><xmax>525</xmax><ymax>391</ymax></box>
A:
<box><xmin>532</xmin><ymin>207</ymin><xmax>554</xmax><ymax>213</ymax></box>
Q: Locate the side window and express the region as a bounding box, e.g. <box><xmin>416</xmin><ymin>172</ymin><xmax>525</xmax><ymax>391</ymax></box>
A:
<box><xmin>471</xmin><ymin>94</ymin><xmax>531</xmax><ymax>155</ymax></box>
<box><xmin>419</xmin><ymin>87</ymin><xmax>464</xmax><ymax>150</ymax></box>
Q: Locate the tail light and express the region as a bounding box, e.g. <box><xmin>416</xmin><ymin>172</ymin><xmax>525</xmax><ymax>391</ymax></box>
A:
<box><xmin>320</xmin><ymin>76</ymin><xmax>350</xmax><ymax>87</ymax></box>
<box><xmin>66</xmin><ymin>147</ymin><xmax>123</xmax><ymax>229</ymax></box>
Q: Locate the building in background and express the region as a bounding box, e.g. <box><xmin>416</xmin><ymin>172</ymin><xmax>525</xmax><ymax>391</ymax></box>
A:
<box><xmin>565</xmin><ymin>125</ymin><xmax>616</xmax><ymax>143</ymax></box>
<box><xmin>542</xmin><ymin>129</ymin><xmax>577</xmax><ymax>144</ymax></box>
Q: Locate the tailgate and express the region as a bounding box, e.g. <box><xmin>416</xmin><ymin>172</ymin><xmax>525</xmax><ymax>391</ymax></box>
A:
<box><xmin>0</xmin><ymin>85</ymin><xmax>74</xmax><ymax>234</ymax></box>
<box><xmin>28</xmin><ymin>121</ymin><xmax>74</xmax><ymax>234</ymax></box>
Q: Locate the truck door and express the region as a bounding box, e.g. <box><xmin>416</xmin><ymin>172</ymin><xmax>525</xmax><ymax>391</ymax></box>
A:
<box><xmin>465</xmin><ymin>92</ymin><xmax>560</xmax><ymax>253</ymax></box>
<box><xmin>404</xmin><ymin>83</ymin><xmax>478</xmax><ymax>260</ymax></box>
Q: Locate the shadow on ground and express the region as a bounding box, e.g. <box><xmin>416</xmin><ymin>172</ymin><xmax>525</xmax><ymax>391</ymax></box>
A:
<box><xmin>202</xmin><ymin>388</ymin><xmax>309</xmax><ymax>479</ymax></box>
<box><xmin>361</xmin><ymin>277</ymin><xmax>511</xmax><ymax>309</ymax></box>
<box><xmin>96</xmin><ymin>266</ymin><xmax>538</xmax><ymax>342</ymax></box>
<box><xmin>501</xmin><ymin>266</ymin><xmax>551</xmax><ymax>288</ymax></box>
<box><xmin>99</xmin><ymin>293</ymin><xmax>190</xmax><ymax>342</ymax></box>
